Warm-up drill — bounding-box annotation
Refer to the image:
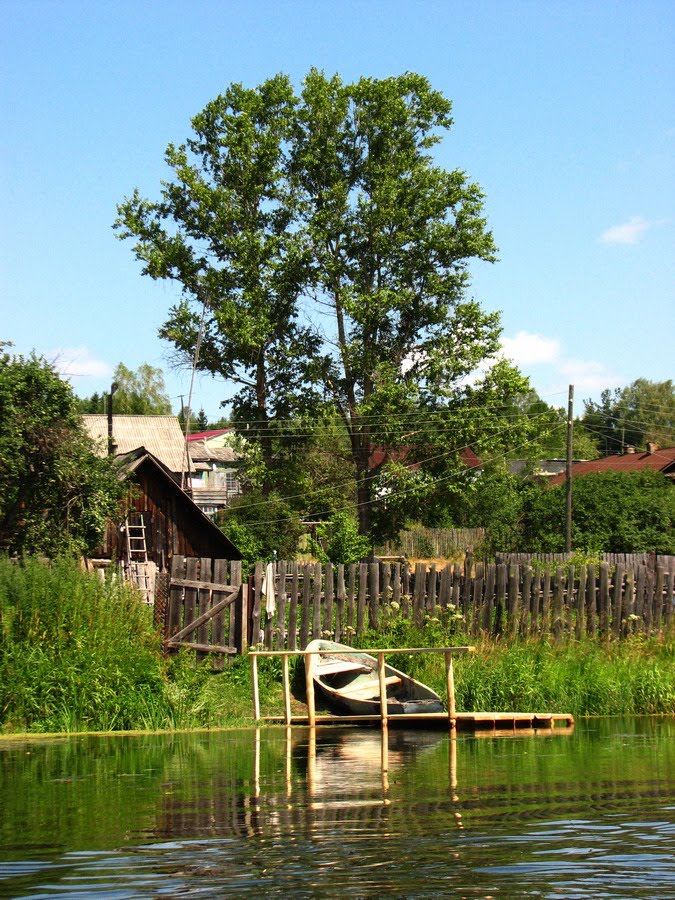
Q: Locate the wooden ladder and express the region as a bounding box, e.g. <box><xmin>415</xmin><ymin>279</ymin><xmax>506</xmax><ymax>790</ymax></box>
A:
<box><xmin>125</xmin><ymin>515</ymin><xmax>152</xmax><ymax>604</ymax></box>
<box><xmin>125</xmin><ymin>514</ymin><xmax>148</xmax><ymax>563</ymax></box>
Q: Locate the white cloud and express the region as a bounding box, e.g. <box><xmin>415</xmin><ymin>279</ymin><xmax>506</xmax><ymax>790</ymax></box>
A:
<box><xmin>48</xmin><ymin>346</ymin><xmax>112</xmax><ymax>380</ymax></box>
<box><xmin>599</xmin><ymin>216</ymin><xmax>651</xmax><ymax>245</ymax></box>
<box><xmin>500</xmin><ymin>331</ymin><xmax>624</xmax><ymax>400</ymax></box>
<box><xmin>558</xmin><ymin>358</ymin><xmax>623</xmax><ymax>394</ymax></box>
<box><xmin>500</xmin><ymin>331</ymin><xmax>560</xmax><ymax>366</ymax></box>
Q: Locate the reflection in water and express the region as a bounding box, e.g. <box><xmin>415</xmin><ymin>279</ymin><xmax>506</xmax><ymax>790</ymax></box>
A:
<box><xmin>1</xmin><ymin>718</ymin><xmax>674</xmax><ymax>898</ymax></box>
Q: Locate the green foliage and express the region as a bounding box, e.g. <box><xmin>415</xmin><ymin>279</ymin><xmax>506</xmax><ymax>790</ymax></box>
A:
<box><xmin>77</xmin><ymin>362</ymin><xmax>173</xmax><ymax>415</ymax></box>
<box><xmin>216</xmin><ymin>489</ymin><xmax>305</xmax><ymax>563</ymax></box>
<box><xmin>582</xmin><ymin>379</ymin><xmax>675</xmax><ymax>454</ymax></box>
<box><xmin>454</xmin><ymin>637</ymin><xmax>675</xmax><ymax>716</ymax></box>
<box><xmin>0</xmin><ymin>352</ymin><xmax>127</xmax><ymax>556</ymax></box>
<box><xmin>0</xmin><ymin>556</ymin><xmax>167</xmax><ymax>732</ymax></box>
<box><xmin>0</xmin><ymin>556</ymin><xmax>284</xmax><ymax>733</ymax></box>
<box><xmin>522</xmin><ymin>470</ymin><xmax>675</xmax><ymax>553</ymax></box>
<box><xmin>116</xmin><ymin>70</ymin><xmax>535</xmax><ymax>542</ymax></box>
<box><xmin>310</xmin><ymin>510</ymin><xmax>371</xmax><ymax>564</ymax></box>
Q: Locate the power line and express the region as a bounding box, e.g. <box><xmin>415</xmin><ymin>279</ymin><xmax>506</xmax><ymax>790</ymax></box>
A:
<box><xmin>224</xmin><ymin>424</ymin><xmax>567</xmax><ymax>527</ymax></box>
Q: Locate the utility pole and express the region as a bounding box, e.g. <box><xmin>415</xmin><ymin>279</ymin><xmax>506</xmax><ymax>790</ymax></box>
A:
<box><xmin>107</xmin><ymin>381</ymin><xmax>119</xmax><ymax>456</ymax></box>
<box><xmin>565</xmin><ymin>384</ymin><xmax>574</xmax><ymax>553</ymax></box>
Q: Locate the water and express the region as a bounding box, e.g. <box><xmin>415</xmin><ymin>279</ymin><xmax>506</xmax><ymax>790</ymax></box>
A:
<box><xmin>1</xmin><ymin>718</ymin><xmax>674</xmax><ymax>898</ymax></box>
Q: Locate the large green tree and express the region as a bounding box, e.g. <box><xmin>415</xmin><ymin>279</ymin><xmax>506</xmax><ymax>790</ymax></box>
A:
<box><xmin>116</xmin><ymin>70</ymin><xmax>531</xmax><ymax>542</ymax></box>
<box><xmin>582</xmin><ymin>379</ymin><xmax>675</xmax><ymax>455</ymax></box>
<box><xmin>78</xmin><ymin>362</ymin><xmax>172</xmax><ymax>415</ymax></box>
<box><xmin>522</xmin><ymin>470</ymin><xmax>675</xmax><ymax>554</ymax></box>
<box><xmin>0</xmin><ymin>352</ymin><xmax>127</xmax><ymax>556</ymax></box>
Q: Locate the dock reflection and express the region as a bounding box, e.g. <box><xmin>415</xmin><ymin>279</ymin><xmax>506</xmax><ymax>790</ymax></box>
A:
<box><xmin>155</xmin><ymin>725</ymin><xmax>582</xmax><ymax>842</ymax></box>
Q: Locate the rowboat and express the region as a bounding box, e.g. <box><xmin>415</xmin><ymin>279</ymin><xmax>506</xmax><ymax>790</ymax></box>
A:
<box><xmin>305</xmin><ymin>639</ymin><xmax>445</xmax><ymax>716</ymax></box>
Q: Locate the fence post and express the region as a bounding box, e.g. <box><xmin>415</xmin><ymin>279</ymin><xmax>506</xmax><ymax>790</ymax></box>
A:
<box><xmin>252</xmin><ymin>561</ymin><xmax>263</xmax><ymax>646</ymax></box>
<box><xmin>507</xmin><ymin>564</ymin><xmax>520</xmax><ymax>638</ymax></box>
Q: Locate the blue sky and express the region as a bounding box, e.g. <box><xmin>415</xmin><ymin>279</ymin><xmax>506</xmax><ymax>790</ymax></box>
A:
<box><xmin>1</xmin><ymin>0</ymin><xmax>673</xmax><ymax>420</ymax></box>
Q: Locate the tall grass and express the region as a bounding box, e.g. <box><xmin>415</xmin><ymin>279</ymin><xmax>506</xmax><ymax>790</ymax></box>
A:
<box><xmin>0</xmin><ymin>556</ymin><xmax>289</xmax><ymax>733</ymax></box>
<box><xmin>0</xmin><ymin>556</ymin><xmax>170</xmax><ymax>731</ymax></box>
<box><xmin>356</xmin><ymin>607</ymin><xmax>675</xmax><ymax>717</ymax></box>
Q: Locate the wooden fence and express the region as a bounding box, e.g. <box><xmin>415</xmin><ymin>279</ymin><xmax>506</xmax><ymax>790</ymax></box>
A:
<box><xmin>497</xmin><ymin>552</ymin><xmax>675</xmax><ymax>570</ymax></box>
<box><xmin>249</xmin><ymin>555</ymin><xmax>675</xmax><ymax>650</ymax></box>
<box><xmin>161</xmin><ymin>556</ymin><xmax>248</xmax><ymax>664</ymax></box>
<box><xmin>375</xmin><ymin>527</ymin><xmax>485</xmax><ymax>559</ymax></box>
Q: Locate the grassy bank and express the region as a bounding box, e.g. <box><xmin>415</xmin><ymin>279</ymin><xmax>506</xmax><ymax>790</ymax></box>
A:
<box><xmin>1</xmin><ymin>557</ymin><xmax>673</xmax><ymax>733</ymax></box>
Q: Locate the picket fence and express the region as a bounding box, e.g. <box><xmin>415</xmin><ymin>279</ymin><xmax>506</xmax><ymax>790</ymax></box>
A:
<box><xmin>249</xmin><ymin>554</ymin><xmax>675</xmax><ymax>650</ymax></box>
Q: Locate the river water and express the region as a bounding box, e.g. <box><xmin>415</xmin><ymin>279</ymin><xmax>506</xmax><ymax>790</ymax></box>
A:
<box><xmin>1</xmin><ymin>717</ymin><xmax>674</xmax><ymax>898</ymax></box>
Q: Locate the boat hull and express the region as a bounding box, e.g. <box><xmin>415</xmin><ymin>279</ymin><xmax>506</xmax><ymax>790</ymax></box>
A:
<box><xmin>305</xmin><ymin>639</ymin><xmax>445</xmax><ymax>716</ymax></box>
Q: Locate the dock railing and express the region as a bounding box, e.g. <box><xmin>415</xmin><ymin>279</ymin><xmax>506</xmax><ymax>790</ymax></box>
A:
<box><xmin>249</xmin><ymin>646</ymin><xmax>475</xmax><ymax>730</ymax></box>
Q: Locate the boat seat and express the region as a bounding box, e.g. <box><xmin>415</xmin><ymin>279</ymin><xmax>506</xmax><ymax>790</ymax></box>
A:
<box><xmin>316</xmin><ymin>659</ymin><xmax>370</xmax><ymax>676</ymax></box>
<box><xmin>342</xmin><ymin>675</ymin><xmax>402</xmax><ymax>698</ymax></box>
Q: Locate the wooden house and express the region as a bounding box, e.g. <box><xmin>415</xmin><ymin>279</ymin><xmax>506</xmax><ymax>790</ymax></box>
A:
<box><xmin>101</xmin><ymin>447</ymin><xmax>241</xmax><ymax>570</ymax></box>
<box><xmin>549</xmin><ymin>445</ymin><xmax>675</xmax><ymax>486</ymax></box>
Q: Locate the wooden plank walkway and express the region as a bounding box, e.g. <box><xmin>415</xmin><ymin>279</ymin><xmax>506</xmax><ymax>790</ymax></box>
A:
<box><xmin>260</xmin><ymin>711</ymin><xmax>574</xmax><ymax>730</ymax></box>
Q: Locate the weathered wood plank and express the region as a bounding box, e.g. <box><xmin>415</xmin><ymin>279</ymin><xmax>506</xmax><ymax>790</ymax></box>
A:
<box><xmin>507</xmin><ymin>564</ymin><xmax>519</xmax><ymax>638</ymax></box>
<box><xmin>335</xmin><ymin>563</ymin><xmax>345</xmax><ymax>643</ymax></box>
<box><xmin>540</xmin><ymin>566</ymin><xmax>551</xmax><ymax>636</ymax></box>
<box><xmin>521</xmin><ymin>565</ymin><xmax>532</xmax><ymax>638</ymax></box>
<box><xmin>323</xmin><ymin>561</ymin><xmax>334</xmax><ymax>639</ymax></box>
<box><xmin>599</xmin><ymin>562</ymin><xmax>610</xmax><ymax>636</ymax></box>
<box><xmin>347</xmin><ymin>563</ymin><xmax>357</xmax><ymax>633</ymax></box>
<box><xmin>368</xmin><ymin>562</ymin><xmax>380</xmax><ymax>629</ymax></box>
<box><xmin>312</xmin><ymin>562</ymin><xmax>322</xmax><ymax>640</ymax></box>
<box><xmin>288</xmin><ymin>562</ymin><xmax>299</xmax><ymax>651</ymax></box>
<box><xmin>575</xmin><ymin>564</ymin><xmax>586</xmax><ymax>640</ymax></box>
<box><xmin>494</xmin><ymin>563</ymin><xmax>506</xmax><ymax>636</ymax></box>
<box><xmin>612</xmin><ymin>564</ymin><xmax>625</xmax><ymax>639</ymax></box>
<box><xmin>183</xmin><ymin>557</ymin><xmax>199</xmax><ymax>641</ymax></box>
<box><xmin>300</xmin><ymin>563</ymin><xmax>312</xmax><ymax>648</ymax></box>
<box><xmin>586</xmin><ymin>563</ymin><xmax>596</xmax><ymax>635</ymax></box>
<box><xmin>168</xmin><ymin>555</ymin><xmax>185</xmax><ymax>640</ymax></box>
<box><xmin>482</xmin><ymin>563</ymin><xmax>495</xmax><ymax>632</ymax></box>
<box><xmin>276</xmin><ymin>560</ymin><xmax>287</xmax><ymax>650</ymax></box>
<box><xmin>197</xmin><ymin>557</ymin><xmax>212</xmax><ymax>662</ymax></box>
<box><xmin>212</xmin><ymin>558</ymin><xmax>228</xmax><ymax>670</ymax></box>
<box><xmin>252</xmin><ymin>560</ymin><xmax>263</xmax><ymax>646</ymax></box>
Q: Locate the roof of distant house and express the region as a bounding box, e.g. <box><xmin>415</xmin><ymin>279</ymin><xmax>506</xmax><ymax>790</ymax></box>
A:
<box><xmin>186</xmin><ymin>428</ymin><xmax>235</xmax><ymax>442</ymax></box>
<box><xmin>369</xmin><ymin>445</ymin><xmax>481</xmax><ymax>471</ymax></box>
<box><xmin>188</xmin><ymin>440</ymin><xmax>239</xmax><ymax>464</ymax></box>
<box><xmin>548</xmin><ymin>446</ymin><xmax>675</xmax><ymax>485</ymax></box>
<box><xmin>83</xmin><ymin>414</ymin><xmax>187</xmax><ymax>473</ymax></box>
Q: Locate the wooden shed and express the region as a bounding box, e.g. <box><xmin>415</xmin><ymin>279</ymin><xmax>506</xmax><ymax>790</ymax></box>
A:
<box><xmin>102</xmin><ymin>447</ymin><xmax>241</xmax><ymax>569</ymax></box>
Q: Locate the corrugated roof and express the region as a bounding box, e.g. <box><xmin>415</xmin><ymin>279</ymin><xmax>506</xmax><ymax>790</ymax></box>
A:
<box><xmin>549</xmin><ymin>447</ymin><xmax>675</xmax><ymax>485</ymax></box>
<box><xmin>188</xmin><ymin>441</ymin><xmax>239</xmax><ymax>464</ymax></box>
<box><xmin>83</xmin><ymin>415</ymin><xmax>188</xmax><ymax>473</ymax></box>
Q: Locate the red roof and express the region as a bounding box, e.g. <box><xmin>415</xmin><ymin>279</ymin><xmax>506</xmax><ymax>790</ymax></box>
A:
<box><xmin>186</xmin><ymin>428</ymin><xmax>235</xmax><ymax>442</ymax></box>
<box><xmin>549</xmin><ymin>447</ymin><xmax>675</xmax><ymax>485</ymax></box>
<box><xmin>369</xmin><ymin>445</ymin><xmax>481</xmax><ymax>471</ymax></box>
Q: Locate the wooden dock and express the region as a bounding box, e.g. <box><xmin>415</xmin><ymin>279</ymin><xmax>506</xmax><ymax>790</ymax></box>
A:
<box><xmin>249</xmin><ymin>647</ymin><xmax>574</xmax><ymax>733</ymax></box>
<box><xmin>260</xmin><ymin>711</ymin><xmax>574</xmax><ymax>731</ymax></box>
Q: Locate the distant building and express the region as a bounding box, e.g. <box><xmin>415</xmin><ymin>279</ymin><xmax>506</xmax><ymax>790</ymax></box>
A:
<box><xmin>83</xmin><ymin>415</ymin><xmax>242</xmax><ymax>517</ymax></box>
<box><xmin>186</xmin><ymin>428</ymin><xmax>242</xmax><ymax>517</ymax></box>
<box><xmin>548</xmin><ymin>444</ymin><xmax>675</xmax><ymax>486</ymax></box>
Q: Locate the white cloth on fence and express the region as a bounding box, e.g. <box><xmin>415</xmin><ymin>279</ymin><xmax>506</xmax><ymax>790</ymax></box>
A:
<box><xmin>263</xmin><ymin>562</ymin><xmax>276</xmax><ymax>616</ymax></box>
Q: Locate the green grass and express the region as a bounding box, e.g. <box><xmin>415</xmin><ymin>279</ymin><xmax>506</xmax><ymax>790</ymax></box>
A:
<box><xmin>1</xmin><ymin>556</ymin><xmax>673</xmax><ymax>733</ymax></box>
<box><xmin>0</xmin><ymin>556</ymin><xmax>288</xmax><ymax>733</ymax></box>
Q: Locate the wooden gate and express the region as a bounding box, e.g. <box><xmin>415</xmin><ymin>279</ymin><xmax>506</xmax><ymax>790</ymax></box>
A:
<box><xmin>164</xmin><ymin>556</ymin><xmax>248</xmax><ymax>662</ymax></box>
